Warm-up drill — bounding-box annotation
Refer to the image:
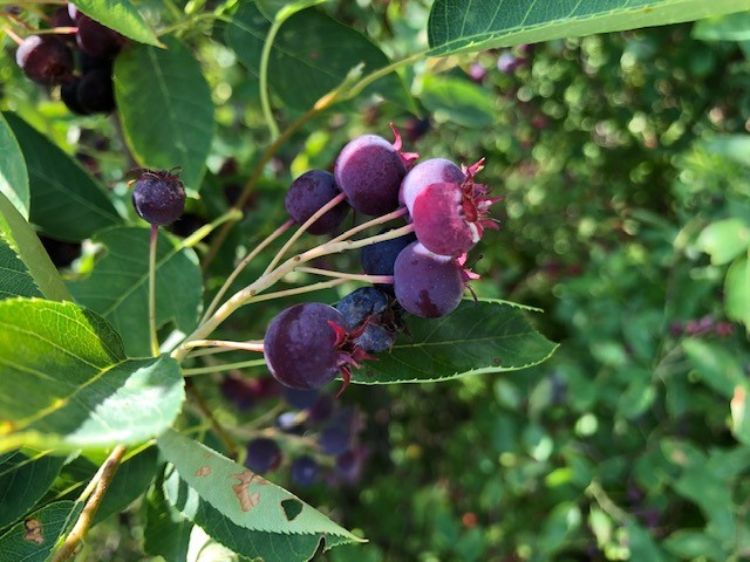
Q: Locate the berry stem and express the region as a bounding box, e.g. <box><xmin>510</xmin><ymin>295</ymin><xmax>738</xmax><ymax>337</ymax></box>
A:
<box><xmin>182</xmin><ymin>339</ymin><xmax>265</xmax><ymax>353</ymax></box>
<box><xmin>263</xmin><ymin>193</ymin><xmax>347</xmax><ymax>274</ymax></box>
<box><xmin>148</xmin><ymin>224</ymin><xmax>160</xmax><ymax>357</ymax></box>
<box><xmin>181</xmin><ymin>207</ymin><xmax>243</xmax><ymax>250</ymax></box>
<box><xmin>295</xmin><ymin>267</ymin><xmax>394</xmax><ymax>284</ymax></box>
<box><xmin>183</xmin><ymin>358</ymin><xmax>266</xmax><ymax>376</ymax></box>
<box><xmin>259</xmin><ymin>16</ymin><xmax>283</xmax><ymax>140</ymax></box>
<box><xmin>33</xmin><ymin>26</ymin><xmax>78</xmax><ymax>35</ymax></box>
<box><xmin>201</xmin><ymin>218</ymin><xmax>294</xmax><ymax>324</ymax></box>
<box><xmin>247</xmin><ymin>278</ymin><xmax>348</xmax><ymax>303</ymax></box>
<box><xmin>2</xmin><ymin>27</ymin><xmax>23</xmax><ymax>46</ymax></box>
<box><xmin>327</xmin><ymin>206</ymin><xmax>408</xmax><ymax>245</ymax></box>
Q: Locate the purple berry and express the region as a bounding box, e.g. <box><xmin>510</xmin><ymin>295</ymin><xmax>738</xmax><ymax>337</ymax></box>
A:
<box><xmin>399</xmin><ymin>158</ymin><xmax>464</xmax><ymax>212</ymax></box>
<box><xmin>77</xmin><ymin>69</ymin><xmax>115</xmax><ymax>114</ymax></box>
<box><xmin>132</xmin><ymin>170</ymin><xmax>186</xmax><ymax>225</ymax></box>
<box><xmin>354</xmin><ymin>324</ymin><xmax>395</xmax><ymax>353</ymax></box>
<box><xmin>393</xmin><ymin>242</ymin><xmax>467</xmax><ymax>318</ymax></box>
<box><xmin>285</xmin><ymin>170</ymin><xmax>349</xmax><ymax>235</ymax></box>
<box><xmin>468</xmin><ymin>63</ymin><xmax>487</xmax><ymax>83</ymax></box>
<box><xmin>76</xmin><ymin>15</ymin><xmax>124</xmax><ymax>58</ymax></box>
<box><xmin>335</xmin><ymin>287</ymin><xmax>389</xmax><ymax>330</ymax></box>
<box><xmin>360</xmin><ymin>229</ymin><xmax>417</xmax><ymax>278</ymax></box>
<box><xmin>497</xmin><ymin>52</ymin><xmax>520</xmax><ymax>73</ymax></box>
<box><xmin>16</xmin><ymin>36</ymin><xmax>74</xmax><ymax>85</ymax></box>
<box><xmin>335</xmin><ymin>126</ymin><xmax>417</xmax><ymax>216</ymax></box>
<box><xmin>61</xmin><ymin>79</ymin><xmax>88</xmax><ymax>115</ymax></box>
<box><xmin>308</xmin><ymin>394</ymin><xmax>334</xmax><ymax>424</ymax></box>
<box><xmin>245</xmin><ymin>438</ymin><xmax>282</xmax><ymax>474</ymax></box>
<box><xmin>335</xmin><ymin>448</ymin><xmax>367</xmax><ymax>484</ymax></box>
<box><xmin>282</xmin><ymin>387</ymin><xmax>319</xmax><ymax>410</ymax></box>
<box><xmin>319</xmin><ymin>425</ymin><xmax>350</xmax><ymax>456</ymax></box>
<box><xmin>52</xmin><ymin>6</ymin><xmax>76</xmax><ymax>29</ymax></box>
<box><xmin>290</xmin><ymin>456</ymin><xmax>319</xmax><ymax>486</ymax></box>
<box><xmin>80</xmin><ymin>52</ymin><xmax>113</xmax><ymax>74</ymax></box>
<box><xmin>264</xmin><ymin>303</ymin><xmax>347</xmax><ymax>390</ymax></box>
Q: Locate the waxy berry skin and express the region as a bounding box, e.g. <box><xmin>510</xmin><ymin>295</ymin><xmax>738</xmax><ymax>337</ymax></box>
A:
<box><xmin>360</xmin><ymin>229</ymin><xmax>417</xmax><ymax>277</ymax></box>
<box><xmin>335</xmin><ymin>134</ymin><xmax>406</xmax><ymax>216</ymax></box>
<box><xmin>393</xmin><ymin>242</ymin><xmax>465</xmax><ymax>318</ymax></box>
<box><xmin>335</xmin><ymin>287</ymin><xmax>389</xmax><ymax>331</ymax></box>
<box><xmin>132</xmin><ymin>171</ymin><xmax>186</xmax><ymax>226</ymax></box>
<box><xmin>76</xmin><ymin>15</ymin><xmax>124</xmax><ymax>58</ymax></box>
<box><xmin>399</xmin><ymin>158</ymin><xmax>464</xmax><ymax>213</ymax></box>
<box><xmin>285</xmin><ymin>170</ymin><xmax>348</xmax><ymax>235</ymax></box>
<box><xmin>264</xmin><ymin>303</ymin><xmax>346</xmax><ymax>390</ymax></box>
<box><xmin>245</xmin><ymin>438</ymin><xmax>282</xmax><ymax>474</ymax></box>
<box><xmin>16</xmin><ymin>36</ymin><xmax>74</xmax><ymax>85</ymax></box>
<box><xmin>355</xmin><ymin>324</ymin><xmax>395</xmax><ymax>353</ymax></box>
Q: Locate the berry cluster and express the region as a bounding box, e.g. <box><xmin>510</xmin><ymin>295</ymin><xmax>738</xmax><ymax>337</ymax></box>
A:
<box><xmin>265</xmin><ymin>126</ymin><xmax>499</xmax><ymax>392</ymax></box>
<box><xmin>15</xmin><ymin>3</ymin><xmax>122</xmax><ymax>115</ymax></box>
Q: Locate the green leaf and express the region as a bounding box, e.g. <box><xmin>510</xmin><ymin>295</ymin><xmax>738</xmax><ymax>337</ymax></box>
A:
<box><xmin>626</xmin><ymin>522</ymin><xmax>666</xmax><ymax>562</ymax></box>
<box><xmin>351</xmin><ymin>299</ymin><xmax>557</xmax><ymax>384</ymax></box>
<box><xmin>697</xmin><ymin>219</ymin><xmax>750</xmax><ymax>265</ymax></box>
<box><xmin>725</xmin><ymin>256</ymin><xmax>750</xmax><ymax>331</ymax></box>
<box><xmin>663</xmin><ymin>530</ymin><xmax>724</xmax><ymax>559</ymax></box>
<box><xmin>0</xmin><ymin>235</ymin><xmax>42</xmax><ymax>300</ymax></box>
<box><xmin>256</xmin><ymin>0</ymin><xmax>326</xmax><ymax>20</ymax></box>
<box><xmin>731</xmin><ymin>387</ymin><xmax>750</xmax><ymax>446</ymax></box>
<box><xmin>114</xmin><ymin>37</ymin><xmax>215</xmax><ymax>194</ymax></box>
<box><xmin>419</xmin><ymin>74</ymin><xmax>495</xmax><ymax>128</ymax></box>
<box><xmin>0</xmin><ymin>192</ymin><xmax>70</xmax><ymax>302</ymax></box>
<box><xmin>0</xmin><ymin>450</ymin><xmax>66</xmax><ymax>529</ymax></box>
<box><xmin>682</xmin><ymin>338</ymin><xmax>746</xmax><ymax>398</ymax></box>
<box><xmin>72</xmin><ymin>0</ymin><xmax>162</xmax><ymax>47</ymax></box>
<box><xmin>225</xmin><ymin>4</ymin><xmax>410</xmax><ymax>110</ymax></box>
<box><xmin>704</xmin><ymin>134</ymin><xmax>750</xmax><ymax>166</ymax></box>
<box><xmin>0</xmin><ymin>113</ymin><xmax>29</xmax><ymax>219</ymax></box>
<box><xmin>93</xmin><ymin>447</ymin><xmax>159</xmax><ymax>524</ymax></box>
<box><xmin>694</xmin><ymin>12</ymin><xmax>750</xmax><ymax>41</ymax></box>
<box><xmin>0</xmin><ymin>298</ymin><xmax>184</xmax><ymax>452</ymax></box>
<box><xmin>144</xmin><ymin>469</ymin><xmax>192</xmax><ymax>562</ymax></box>
<box><xmin>0</xmin><ymin>501</ymin><xmax>77</xmax><ymax>562</ymax></box>
<box><xmin>69</xmin><ymin>226</ymin><xmax>203</xmax><ymax>357</ymax></box>
<box><xmin>157</xmin><ymin>429</ymin><xmax>363</xmax><ymax>562</ymax></box>
<box><xmin>3</xmin><ymin>113</ymin><xmax>120</xmax><ymax>242</ymax></box>
<box><xmin>427</xmin><ymin>0</ymin><xmax>750</xmax><ymax>56</ymax></box>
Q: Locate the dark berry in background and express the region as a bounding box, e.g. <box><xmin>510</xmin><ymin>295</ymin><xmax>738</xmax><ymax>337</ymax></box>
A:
<box><xmin>319</xmin><ymin>425</ymin><xmax>351</xmax><ymax>456</ymax></box>
<box><xmin>335</xmin><ymin>448</ymin><xmax>367</xmax><ymax>484</ymax></box>
<box><xmin>77</xmin><ymin>68</ymin><xmax>115</xmax><ymax>114</ymax></box>
<box><xmin>308</xmin><ymin>394</ymin><xmax>334</xmax><ymax>424</ymax></box>
<box><xmin>290</xmin><ymin>456</ymin><xmax>319</xmax><ymax>486</ymax></box>
<box><xmin>284</xmin><ymin>170</ymin><xmax>349</xmax><ymax>235</ymax></box>
<box><xmin>360</xmin><ymin>229</ymin><xmax>417</xmax><ymax>277</ymax></box>
<box><xmin>76</xmin><ymin>15</ymin><xmax>124</xmax><ymax>58</ymax></box>
<box><xmin>245</xmin><ymin>438</ymin><xmax>282</xmax><ymax>474</ymax></box>
<box><xmin>282</xmin><ymin>387</ymin><xmax>319</xmax><ymax>410</ymax></box>
<box><xmin>52</xmin><ymin>6</ymin><xmax>76</xmax><ymax>29</ymax></box>
<box><xmin>264</xmin><ymin>303</ymin><xmax>346</xmax><ymax>390</ymax></box>
<box><xmin>80</xmin><ymin>52</ymin><xmax>113</xmax><ymax>74</ymax></box>
<box><xmin>132</xmin><ymin>170</ymin><xmax>186</xmax><ymax>226</ymax></box>
<box><xmin>61</xmin><ymin>79</ymin><xmax>88</xmax><ymax>115</ymax></box>
<box><xmin>335</xmin><ymin>287</ymin><xmax>389</xmax><ymax>331</ymax></box>
<box><xmin>16</xmin><ymin>36</ymin><xmax>74</xmax><ymax>85</ymax></box>
<box><xmin>335</xmin><ymin>134</ymin><xmax>407</xmax><ymax>216</ymax></box>
<box><xmin>39</xmin><ymin>235</ymin><xmax>82</xmax><ymax>268</ymax></box>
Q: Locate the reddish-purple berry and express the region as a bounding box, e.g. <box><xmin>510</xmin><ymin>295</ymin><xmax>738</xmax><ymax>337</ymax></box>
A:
<box><xmin>245</xmin><ymin>438</ymin><xmax>282</xmax><ymax>474</ymax></box>
<box><xmin>132</xmin><ymin>170</ymin><xmax>186</xmax><ymax>226</ymax></box>
<box><xmin>16</xmin><ymin>36</ymin><xmax>74</xmax><ymax>85</ymax></box>
<box><xmin>52</xmin><ymin>6</ymin><xmax>76</xmax><ymax>29</ymax></box>
<box><xmin>76</xmin><ymin>15</ymin><xmax>124</xmax><ymax>58</ymax></box>
<box><xmin>284</xmin><ymin>170</ymin><xmax>348</xmax><ymax>235</ymax></box>
<box><xmin>393</xmin><ymin>242</ymin><xmax>471</xmax><ymax>318</ymax></box>
<box><xmin>335</xmin><ymin>126</ymin><xmax>417</xmax><ymax>216</ymax></box>
<box><xmin>399</xmin><ymin>158</ymin><xmax>464</xmax><ymax>212</ymax></box>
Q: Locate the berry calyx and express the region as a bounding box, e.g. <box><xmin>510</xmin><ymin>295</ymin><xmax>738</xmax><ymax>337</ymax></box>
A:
<box><xmin>334</xmin><ymin>124</ymin><xmax>418</xmax><ymax>216</ymax></box>
<box><xmin>411</xmin><ymin>159</ymin><xmax>500</xmax><ymax>257</ymax></box>
<box><xmin>399</xmin><ymin>157</ymin><xmax>464</xmax><ymax>212</ymax></box>
<box><xmin>131</xmin><ymin>170</ymin><xmax>186</xmax><ymax>226</ymax></box>
<box><xmin>245</xmin><ymin>438</ymin><xmax>282</xmax><ymax>474</ymax></box>
<box><xmin>16</xmin><ymin>35</ymin><xmax>74</xmax><ymax>85</ymax></box>
<box><xmin>284</xmin><ymin>170</ymin><xmax>349</xmax><ymax>235</ymax></box>
<box><xmin>76</xmin><ymin>15</ymin><xmax>124</xmax><ymax>58</ymax></box>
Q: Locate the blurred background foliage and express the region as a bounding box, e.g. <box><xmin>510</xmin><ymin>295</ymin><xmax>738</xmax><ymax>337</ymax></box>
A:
<box><xmin>2</xmin><ymin>1</ymin><xmax>750</xmax><ymax>560</ymax></box>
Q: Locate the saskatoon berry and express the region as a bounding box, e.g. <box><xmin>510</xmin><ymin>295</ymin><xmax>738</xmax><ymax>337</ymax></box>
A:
<box><xmin>52</xmin><ymin>6</ymin><xmax>75</xmax><ymax>29</ymax></box>
<box><xmin>80</xmin><ymin>52</ymin><xmax>113</xmax><ymax>74</ymax></box>
<box><xmin>319</xmin><ymin>425</ymin><xmax>351</xmax><ymax>456</ymax></box>
<box><xmin>393</xmin><ymin>242</ymin><xmax>465</xmax><ymax>318</ymax></box>
<box><xmin>282</xmin><ymin>387</ymin><xmax>319</xmax><ymax>410</ymax></box>
<box><xmin>308</xmin><ymin>394</ymin><xmax>334</xmax><ymax>424</ymax></box>
<box><xmin>399</xmin><ymin>157</ymin><xmax>464</xmax><ymax>213</ymax></box>
<box><xmin>220</xmin><ymin>375</ymin><xmax>280</xmax><ymax>410</ymax></box>
<box><xmin>76</xmin><ymin>15</ymin><xmax>124</xmax><ymax>58</ymax></box>
<box><xmin>335</xmin><ymin>287</ymin><xmax>389</xmax><ymax>330</ymax></box>
<box><xmin>284</xmin><ymin>170</ymin><xmax>348</xmax><ymax>235</ymax></box>
<box><xmin>335</xmin><ymin>127</ymin><xmax>415</xmax><ymax>216</ymax></box>
<box><xmin>335</xmin><ymin>448</ymin><xmax>366</xmax><ymax>484</ymax></box>
<box><xmin>132</xmin><ymin>170</ymin><xmax>186</xmax><ymax>226</ymax></box>
<box><xmin>61</xmin><ymin>79</ymin><xmax>88</xmax><ymax>115</ymax></box>
<box><xmin>354</xmin><ymin>324</ymin><xmax>395</xmax><ymax>354</ymax></box>
<box><xmin>360</xmin><ymin>229</ymin><xmax>417</xmax><ymax>277</ymax></box>
<box><xmin>16</xmin><ymin>35</ymin><xmax>74</xmax><ymax>85</ymax></box>
<box><xmin>264</xmin><ymin>303</ymin><xmax>347</xmax><ymax>390</ymax></box>
<box><xmin>77</xmin><ymin>69</ymin><xmax>115</xmax><ymax>114</ymax></box>
<box><xmin>245</xmin><ymin>438</ymin><xmax>282</xmax><ymax>474</ymax></box>
<box><xmin>290</xmin><ymin>456</ymin><xmax>319</xmax><ymax>486</ymax></box>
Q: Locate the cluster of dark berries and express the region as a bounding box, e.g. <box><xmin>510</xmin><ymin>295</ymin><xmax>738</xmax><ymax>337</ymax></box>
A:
<box><xmin>15</xmin><ymin>3</ymin><xmax>123</xmax><ymax>115</ymax></box>
<box><xmin>669</xmin><ymin>315</ymin><xmax>734</xmax><ymax>338</ymax></box>
<box><xmin>226</xmin><ymin>385</ymin><xmax>367</xmax><ymax>486</ymax></box>
<box><xmin>131</xmin><ymin>169</ymin><xmax>186</xmax><ymax>225</ymax></box>
<box><xmin>265</xmin><ymin>126</ymin><xmax>500</xmax><ymax>393</ymax></box>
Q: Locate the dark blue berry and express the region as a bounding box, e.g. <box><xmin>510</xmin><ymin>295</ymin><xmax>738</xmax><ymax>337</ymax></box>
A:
<box><xmin>290</xmin><ymin>455</ymin><xmax>319</xmax><ymax>486</ymax></box>
<box><xmin>319</xmin><ymin>425</ymin><xmax>350</xmax><ymax>456</ymax></box>
<box><xmin>77</xmin><ymin>68</ymin><xmax>115</xmax><ymax>114</ymax></box>
<box><xmin>76</xmin><ymin>15</ymin><xmax>124</xmax><ymax>58</ymax></box>
<box><xmin>245</xmin><ymin>438</ymin><xmax>282</xmax><ymax>474</ymax></box>
<box><xmin>354</xmin><ymin>324</ymin><xmax>395</xmax><ymax>353</ymax></box>
<box><xmin>132</xmin><ymin>170</ymin><xmax>186</xmax><ymax>225</ymax></box>
<box><xmin>285</xmin><ymin>170</ymin><xmax>349</xmax><ymax>235</ymax></box>
<box><xmin>282</xmin><ymin>388</ymin><xmax>319</xmax><ymax>410</ymax></box>
<box><xmin>360</xmin><ymin>229</ymin><xmax>417</xmax><ymax>277</ymax></box>
<box><xmin>307</xmin><ymin>395</ymin><xmax>334</xmax><ymax>424</ymax></box>
<box><xmin>61</xmin><ymin>79</ymin><xmax>88</xmax><ymax>116</ymax></box>
<box><xmin>336</xmin><ymin>449</ymin><xmax>366</xmax><ymax>483</ymax></box>
<box><xmin>335</xmin><ymin>287</ymin><xmax>389</xmax><ymax>330</ymax></box>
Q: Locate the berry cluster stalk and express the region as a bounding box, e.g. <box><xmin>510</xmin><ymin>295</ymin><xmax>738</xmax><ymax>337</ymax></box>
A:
<box><xmin>148</xmin><ymin>224</ymin><xmax>159</xmax><ymax>356</ymax></box>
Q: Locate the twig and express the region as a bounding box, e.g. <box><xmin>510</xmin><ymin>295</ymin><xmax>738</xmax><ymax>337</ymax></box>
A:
<box><xmin>148</xmin><ymin>224</ymin><xmax>160</xmax><ymax>356</ymax></box>
<box><xmin>295</xmin><ymin>266</ymin><xmax>393</xmax><ymax>284</ymax></box>
<box><xmin>183</xmin><ymin>358</ymin><xmax>266</xmax><ymax>376</ymax></box>
<box><xmin>187</xmin><ymin>384</ymin><xmax>239</xmax><ymax>459</ymax></box>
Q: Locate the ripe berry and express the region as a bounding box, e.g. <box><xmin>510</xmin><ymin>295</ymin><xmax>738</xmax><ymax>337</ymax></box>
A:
<box><xmin>284</xmin><ymin>170</ymin><xmax>348</xmax><ymax>235</ymax></box>
<box><xmin>335</xmin><ymin>448</ymin><xmax>367</xmax><ymax>484</ymax></box>
<box><xmin>282</xmin><ymin>387</ymin><xmax>319</xmax><ymax>410</ymax></box>
<box><xmin>354</xmin><ymin>324</ymin><xmax>395</xmax><ymax>353</ymax></box>
<box><xmin>335</xmin><ymin>125</ymin><xmax>417</xmax><ymax>216</ymax></box>
<box><xmin>61</xmin><ymin>79</ymin><xmax>88</xmax><ymax>115</ymax></box>
<box><xmin>77</xmin><ymin>69</ymin><xmax>115</xmax><ymax>114</ymax></box>
<box><xmin>264</xmin><ymin>303</ymin><xmax>360</xmax><ymax>391</ymax></box>
<box><xmin>76</xmin><ymin>15</ymin><xmax>124</xmax><ymax>58</ymax></box>
<box><xmin>308</xmin><ymin>395</ymin><xmax>334</xmax><ymax>424</ymax></box>
<box><xmin>360</xmin><ymin>229</ymin><xmax>417</xmax><ymax>278</ymax></box>
<box><xmin>290</xmin><ymin>456</ymin><xmax>319</xmax><ymax>486</ymax></box>
<box><xmin>411</xmin><ymin>160</ymin><xmax>500</xmax><ymax>257</ymax></box>
<box><xmin>393</xmin><ymin>242</ymin><xmax>470</xmax><ymax>318</ymax></box>
<box><xmin>245</xmin><ymin>438</ymin><xmax>282</xmax><ymax>474</ymax></box>
<box><xmin>319</xmin><ymin>425</ymin><xmax>351</xmax><ymax>456</ymax></box>
<box><xmin>80</xmin><ymin>52</ymin><xmax>113</xmax><ymax>74</ymax></box>
<box><xmin>335</xmin><ymin>287</ymin><xmax>389</xmax><ymax>331</ymax></box>
<box><xmin>132</xmin><ymin>170</ymin><xmax>186</xmax><ymax>226</ymax></box>
<box><xmin>52</xmin><ymin>6</ymin><xmax>75</xmax><ymax>29</ymax></box>
<box><xmin>399</xmin><ymin>158</ymin><xmax>464</xmax><ymax>213</ymax></box>
<box><xmin>16</xmin><ymin>36</ymin><xmax>74</xmax><ymax>85</ymax></box>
